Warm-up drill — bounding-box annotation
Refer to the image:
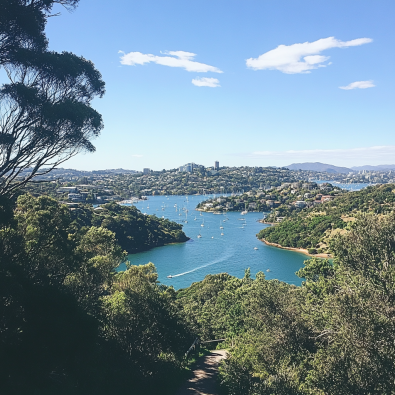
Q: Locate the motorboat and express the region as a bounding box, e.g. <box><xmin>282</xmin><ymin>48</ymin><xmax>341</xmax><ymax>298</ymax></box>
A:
<box><xmin>254</xmin><ymin>247</ymin><xmax>258</xmax><ymax>250</ymax></box>
<box><xmin>167</xmin><ymin>275</ymin><xmax>173</xmax><ymax>278</ymax></box>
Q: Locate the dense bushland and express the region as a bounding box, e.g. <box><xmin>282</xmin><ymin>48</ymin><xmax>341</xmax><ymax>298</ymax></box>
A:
<box><xmin>70</xmin><ymin>202</ymin><xmax>189</xmax><ymax>253</ymax></box>
<box><xmin>257</xmin><ymin>183</ymin><xmax>395</xmax><ymax>252</ymax></box>
<box><xmin>0</xmin><ymin>195</ymin><xmax>193</xmax><ymax>394</ymax></box>
<box><xmin>177</xmin><ymin>212</ymin><xmax>395</xmax><ymax>394</ymax></box>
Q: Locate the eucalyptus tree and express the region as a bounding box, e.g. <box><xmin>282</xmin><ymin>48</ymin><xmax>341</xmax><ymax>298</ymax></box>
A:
<box><xmin>0</xmin><ymin>0</ymin><xmax>104</xmax><ymax>196</ymax></box>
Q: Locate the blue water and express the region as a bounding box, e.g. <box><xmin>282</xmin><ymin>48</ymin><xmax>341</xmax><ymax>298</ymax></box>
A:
<box><xmin>314</xmin><ymin>180</ymin><xmax>373</xmax><ymax>191</ymax></box>
<box><xmin>118</xmin><ymin>195</ymin><xmax>308</xmax><ymax>289</ymax></box>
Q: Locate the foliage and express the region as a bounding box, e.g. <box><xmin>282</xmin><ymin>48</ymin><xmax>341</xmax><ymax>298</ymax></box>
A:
<box><xmin>0</xmin><ymin>0</ymin><xmax>104</xmax><ymax>196</ymax></box>
<box><xmin>258</xmin><ymin>184</ymin><xmax>395</xmax><ymax>252</ymax></box>
<box><xmin>70</xmin><ymin>201</ymin><xmax>189</xmax><ymax>253</ymax></box>
<box><xmin>0</xmin><ymin>195</ymin><xmax>194</xmax><ymax>394</ymax></box>
<box><xmin>177</xmin><ymin>211</ymin><xmax>395</xmax><ymax>394</ymax></box>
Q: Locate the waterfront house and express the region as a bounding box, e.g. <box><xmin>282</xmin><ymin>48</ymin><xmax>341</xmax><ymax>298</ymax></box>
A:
<box><xmin>295</xmin><ymin>200</ymin><xmax>307</xmax><ymax>208</ymax></box>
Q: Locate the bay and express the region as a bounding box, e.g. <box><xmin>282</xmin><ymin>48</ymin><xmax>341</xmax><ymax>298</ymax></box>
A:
<box><xmin>118</xmin><ymin>195</ymin><xmax>308</xmax><ymax>289</ymax></box>
<box><xmin>314</xmin><ymin>180</ymin><xmax>373</xmax><ymax>191</ymax></box>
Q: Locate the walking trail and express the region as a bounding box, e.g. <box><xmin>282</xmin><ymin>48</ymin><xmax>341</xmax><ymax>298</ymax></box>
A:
<box><xmin>175</xmin><ymin>350</ymin><xmax>227</xmax><ymax>395</ymax></box>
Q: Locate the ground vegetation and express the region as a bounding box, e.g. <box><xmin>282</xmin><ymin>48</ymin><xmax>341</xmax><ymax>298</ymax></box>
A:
<box><xmin>258</xmin><ymin>183</ymin><xmax>395</xmax><ymax>253</ymax></box>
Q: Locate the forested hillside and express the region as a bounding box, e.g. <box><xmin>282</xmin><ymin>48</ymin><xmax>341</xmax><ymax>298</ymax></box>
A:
<box><xmin>70</xmin><ymin>202</ymin><xmax>189</xmax><ymax>253</ymax></box>
<box><xmin>0</xmin><ymin>194</ymin><xmax>193</xmax><ymax>394</ymax></box>
<box><xmin>177</xmin><ymin>213</ymin><xmax>395</xmax><ymax>394</ymax></box>
<box><xmin>257</xmin><ymin>184</ymin><xmax>395</xmax><ymax>254</ymax></box>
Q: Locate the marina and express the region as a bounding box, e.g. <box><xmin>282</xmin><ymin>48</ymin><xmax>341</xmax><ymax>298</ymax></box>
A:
<box><xmin>118</xmin><ymin>194</ymin><xmax>309</xmax><ymax>289</ymax></box>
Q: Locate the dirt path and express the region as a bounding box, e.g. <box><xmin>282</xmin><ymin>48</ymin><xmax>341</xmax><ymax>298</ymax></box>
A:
<box><xmin>175</xmin><ymin>350</ymin><xmax>227</xmax><ymax>395</ymax></box>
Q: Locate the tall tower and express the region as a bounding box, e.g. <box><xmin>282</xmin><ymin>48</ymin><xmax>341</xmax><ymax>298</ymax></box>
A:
<box><xmin>214</xmin><ymin>161</ymin><xmax>219</xmax><ymax>170</ymax></box>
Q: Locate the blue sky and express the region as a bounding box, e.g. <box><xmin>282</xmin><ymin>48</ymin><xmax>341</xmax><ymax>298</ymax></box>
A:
<box><xmin>46</xmin><ymin>0</ymin><xmax>395</xmax><ymax>170</ymax></box>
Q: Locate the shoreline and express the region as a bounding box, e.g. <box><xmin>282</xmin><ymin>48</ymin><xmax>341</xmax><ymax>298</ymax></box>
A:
<box><xmin>196</xmin><ymin>208</ymin><xmax>267</xmax><ymax>214</ymax></box>
<box><xmin>260</xmin><ymin>239</ymin><xmax>332</xmax><ymax>258</ymax></box>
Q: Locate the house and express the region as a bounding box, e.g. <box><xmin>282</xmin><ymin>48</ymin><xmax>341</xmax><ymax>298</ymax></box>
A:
<box><xmin>321</xmin><ymin>195</ymin><xmax>335</xmax><ymax>202</ymax></box>
<box><xmin>68</xmin><ymin>193</ymin><xmax>83</xmax><ymax>201</ymax></box>
<box><xmin>58</xmin><ymin>186</ymin><xmax>79</xmax><ymax>193</ymax></box>
<box><xmin>295</xmin><ymin>200</ymin><xmax>306</xmax><ymax>208</ymax></box>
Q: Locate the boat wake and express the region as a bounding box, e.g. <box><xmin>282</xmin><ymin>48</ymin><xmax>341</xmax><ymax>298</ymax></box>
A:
<box><xmin>169</xmin><ymin>249</ymin><xmax>234</xmax><ymax>278</ymax></box>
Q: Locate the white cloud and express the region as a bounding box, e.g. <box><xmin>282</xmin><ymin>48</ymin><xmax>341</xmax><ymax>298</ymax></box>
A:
<box><xmin>246</xmin><ymin>37</ymin><xmax>372</xmax><ymax>74</ymax></box>
<box><xmin>131</xmin><ymin>154</ymin><xmax>143</xmax><ymax>158</ymax></box>
<box><xmin>339</xmin><ymin>80</ymin><xmax>375</xmax><ymax>90</ymax></box>
<box><xmin>240</xmin><ymin>146</ymin><xmax>395</xmax><ymax>164</ymax></box>
<box><xmin>191</xmin><ymin>77</ymin><xmax>220</xmax><ymax>87</ymax></box>
<box><xmin>119</xmin><ymin>50</ymin><xmax>223</xmax><ymax>73</ymax></box>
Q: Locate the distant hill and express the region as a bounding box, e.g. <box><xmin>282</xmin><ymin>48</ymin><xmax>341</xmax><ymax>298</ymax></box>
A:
<box><xmin>286</xmin><ymin>162</ymin><xmax>353</xmax><ymax>174</ymax></box>
<box><xmin>351</xmin><ymin>165</ymin><xmax>395</xmax><ymax>171</ymax></box>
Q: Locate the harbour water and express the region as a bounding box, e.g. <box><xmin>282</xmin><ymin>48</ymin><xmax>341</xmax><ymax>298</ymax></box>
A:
<box><xmin>118</xmin><ymin>195</ymin><xmax>309</xmax><ymax>289</ymax></box>
<box><xmin>314</xmin><ymin>180</ymin><xmax>372</xmax><ymax>191</ymax></box>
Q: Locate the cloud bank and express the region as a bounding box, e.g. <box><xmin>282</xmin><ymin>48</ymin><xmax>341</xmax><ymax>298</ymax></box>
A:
<box><xmin>119</xmin><ymin>50</ymin><xmax>223</xmax><ymax>73</ymax></box>
<box><xmin>246</xmin><ymin>37</ymin><xmax>372</xmax><ymax>74</ymax></box>
<box><xmin>192</xmin><ymin>77</ymin><xmax>220</xmax><ymax>87</ymax></box>
<box><xmin>339</xmin><ymin>80</ymin><xmax>375</xmax><ymax>90</ymax></box>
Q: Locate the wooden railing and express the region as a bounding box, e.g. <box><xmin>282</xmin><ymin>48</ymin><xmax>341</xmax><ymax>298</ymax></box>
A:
<box><xmin>185</xmin><ymin>338</ymin><xmax>200</xmax><ymax>360</ymax></box>
<box><xmin>185</xmin><ymin>338</ymin><xmax>227</xmax><ymax>360</ymax></box>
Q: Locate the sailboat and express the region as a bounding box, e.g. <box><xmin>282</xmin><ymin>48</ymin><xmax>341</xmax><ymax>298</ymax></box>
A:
<box><xmin>197</xmin><ymin>233</ymin><xmax>202</xmax><ymax>238</ymax></box>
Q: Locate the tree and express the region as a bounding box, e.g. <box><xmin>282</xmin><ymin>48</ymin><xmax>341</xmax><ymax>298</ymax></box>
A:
<box><xmin>0</xmin><ymin>0</ymin><xmax>104</xmax><ymax>196</ymax></box>
<box><xmin>0</xmin><ymin>0</ymin><xmax>79</xmax><ymax>67</ymax></box>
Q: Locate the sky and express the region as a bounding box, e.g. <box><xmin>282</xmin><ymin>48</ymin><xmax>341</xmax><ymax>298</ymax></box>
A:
<box><xmin>45</xmin><ymin>0</ymin><xmax>395</xmax><ymax>171</ymax></box>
